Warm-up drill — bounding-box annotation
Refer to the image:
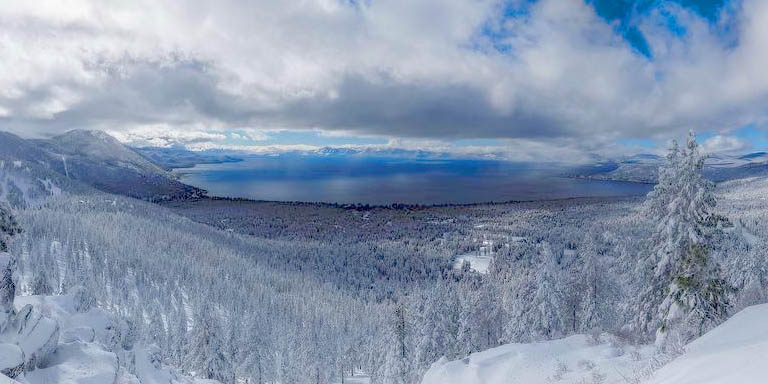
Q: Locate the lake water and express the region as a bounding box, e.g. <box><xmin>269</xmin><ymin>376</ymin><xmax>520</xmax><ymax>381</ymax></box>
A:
<box><xmin>175</xmin><ymin>156</ymin><xmax>653</xmax><ymax>205</ymax></box>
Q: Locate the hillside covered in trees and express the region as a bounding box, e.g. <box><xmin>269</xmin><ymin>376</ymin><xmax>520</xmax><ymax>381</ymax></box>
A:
<box><xmin>0</xmin><ymin>132</ymin><xmax>767</xmax><ymax>383</ymax></box>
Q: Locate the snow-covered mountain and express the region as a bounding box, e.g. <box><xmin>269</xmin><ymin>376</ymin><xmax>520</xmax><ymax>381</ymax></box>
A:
<box><xmin>572</xmin><ymin>152</ymin><xmax>768</xmax><ymax>183</ymax></box>
<box><xmin>0</xmin><ymin>130</ymin><xmax>205</xmax><ymax>200</ymax></box>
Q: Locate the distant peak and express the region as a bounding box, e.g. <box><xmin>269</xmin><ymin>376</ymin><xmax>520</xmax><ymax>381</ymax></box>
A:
<box><xmin>740</xmin><ymin>152</ymin><xmax>767</xmax><ymax>160</ymax></box>
<box><xmin>57</xmin><ymin>129</ymin><xmax>115</xmax><ymax>140</ymax></box>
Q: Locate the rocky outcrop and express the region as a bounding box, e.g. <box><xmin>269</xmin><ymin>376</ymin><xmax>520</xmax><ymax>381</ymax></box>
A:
<box><xmin>61</xmin><ymin>326</ymin><xmax>96</xmax><ymax>344</ymax></box>
<box><xmin>0</xmin><ymin>343</ymin><xmax>24</xmax><ymax>378</ymax></box>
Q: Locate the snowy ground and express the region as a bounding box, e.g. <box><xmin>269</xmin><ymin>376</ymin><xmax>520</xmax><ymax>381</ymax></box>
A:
<box><xmin>422</xmin><ymin>303</ymin><xmax>768</xmax><ymax>384</ymax></box>
<box><xmin>2</xmin><ymin>293</ymin><xmax>217</xmax><ymax>384</ymax></box>
<box><xmin>453</xmin><ymin>254</ymin><xmax>493</xmax><ymax>274</ymax></box>
<box><xmin>332</xmin><ymin>374</ymin><xmax>371</xmax><ymax>384</ymax></box>
<box><xmin>645</xmin><ymin>304</ymin><xmax>768</xmax><ymax>384</ymax></box>
<box><xmin>422</xmin><ymin>333</ymin><xmax>654</xmax><ymax>384</ymax></box>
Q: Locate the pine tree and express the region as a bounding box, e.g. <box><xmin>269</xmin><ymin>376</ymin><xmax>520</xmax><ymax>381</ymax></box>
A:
<box><xmin>415</xmin><ymin>283</ymin><xmax>457</xmax><ymax>372</ymax></box>
<box><xmin>0</xmin><ymin>255</ymin><xmax>16</xmax><ymax>316</ymax></box>
<box><xmin>380</xmin><ymin>302</ymin><xmax>410</xmax><ymax>384</ymax></box>
<box><xmin>31</xmin><ymin>267</ymin><xmax>53</xmax><ymax>296</ymax></box>
<box><xmin>188</xmin><ymin>300</ymin><xmax>234</xmax><ymax>383</ymax></box>
<box><xmin>503</xmin><ymin>242</ymin><xmax>564</xmax><ymax>342</ymax></box>
<box><xmin>578</xmin><ymin>234</ymin><xmax>602</xmax><ymax>332</ymax></box>
<box><xmin>456</xmin><ymin>284</ymin><xmax>482</xmax><ymax>356</ymax></box>
<box><xmin>636</xmin><ymin>132</ymin><xmax>733</xmax><ymax>345</ymax></box>
<box><xmin>0</xmin><ymin>204</ymin><xmax>21</xmax><ymax>252</ymax></box>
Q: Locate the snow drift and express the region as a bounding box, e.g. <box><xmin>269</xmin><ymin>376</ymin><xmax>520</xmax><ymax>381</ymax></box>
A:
<box><xmin>422</xmin><ymin>303</ymin><xmax>768</xmax><ymax>384</ymax></box>
<box><xmin>646</xmin><ymin>303</ymin><xmax>768</xmax><ymax>384</ymax></box>
<box><xmin>0</xmin><ymin>274</ymin><xmax>219</xmax><ymax>383</ymax></box>
<box><xmin>422</xmin><ymin>333</ymin><xmax>653</xmax><ymax>384</ymax></box>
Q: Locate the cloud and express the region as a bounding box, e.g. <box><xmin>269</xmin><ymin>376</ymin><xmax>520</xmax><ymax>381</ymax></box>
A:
<box><xmin>108</xmin><ymin>125</ymin><xmax>228</xmax><ymax>147</ymax></box>
<box><xmin>0</xmin><ymin>0</ymin><xmax>766</xmax><ymax>157</ymax></box>
<box><xmin>701</xmin><ymin>135</ymin><xmax>752</xmax><ymax>153</ymax></box>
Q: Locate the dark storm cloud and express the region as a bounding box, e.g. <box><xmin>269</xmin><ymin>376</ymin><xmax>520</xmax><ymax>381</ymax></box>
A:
<box><xmin>274</xmin><ymin>74</ymin><xmax>569</xmax><ymax>140</ymax></box>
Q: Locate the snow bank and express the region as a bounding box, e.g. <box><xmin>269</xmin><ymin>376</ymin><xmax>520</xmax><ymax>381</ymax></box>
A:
<box><xmin>132</xmin><ymin>343</ymin><xmax>212</xmax><ymax>384</ymax></box>
<box><xmin>422</xmin><ymin>303</ymin><xmax>768</xmax><ymax>384</ymax></box>
<box><xmin>422</xmin><ymin>334</ymin><xmax>652</xmax><ymax>384</ymax></box>
<box><xmin>645</xmin><ymin>303</ymin><xmax>768</xmax><ymax>384</ymax></box>
<box><xmin>24</xmin><ymin>341</ymin><xmax>119</xmax><ymax>384</ymax></box>
<box><xmin>0</xmin><ymin>374</ymin><xmax>20</xmax><ymax>384</ymax></box>
<box><xmin>5</xmin><ymin>293</ymin><xmax>221</xmax><ymax>384</ymax></box>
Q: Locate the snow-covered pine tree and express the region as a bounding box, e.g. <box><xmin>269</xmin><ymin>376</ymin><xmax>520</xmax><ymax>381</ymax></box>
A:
<box><xmin>414</xmin><ymin>283</ymin><xmax>458</xmax><ymax>373</ymax></box>
<box><xmin>379</xmin><ymin>301</ymin><xmax>411</xmax><ymax>384</ymax></box>
<box><xmin>168</xmin><ymin>296</ymin><xmax>189</xmax><ymax>366</ymax></box>
<box><xmin>0</xmin><ymin>254</ymin><xmax>15</xmax><ymax>316</ymax></box>
<box><xmin>503</xmin><ymin>242</ymin><xmax>564</xmax><ymax>342</ymax></box>
<box><xmin>635</xmin><ymin>132</ymin><xmax>733</xmax><ymax>346</ymax></box>
<box><xmin>31</xmin><ymin>266</ymin><xmax>53</xmax><ymax>296</ymax></box>
<box><xmin>578</xmin><ymin>233</ymin><xmax>602</xmax><ymax>332</ymax></box>
<box><xmin>0</xmin><ymin>203</ymin><xmax>21</xmax><ymax>252</ymax></box>
<box><xmin>456</xmin><ymin>281</ymin><xmax>483</xmax><ymax>357</ymax></box>
<box><xmin>188</xmin><ymin>299</ymin><xmax>234</xmax><ymax>383</ymax></box>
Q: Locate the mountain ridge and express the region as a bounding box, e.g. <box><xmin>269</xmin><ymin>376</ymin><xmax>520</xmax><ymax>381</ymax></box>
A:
<box><xmin>0</xmin><ymin>130</ymin><xmax>205</xmax><ymax>201</ymax></box>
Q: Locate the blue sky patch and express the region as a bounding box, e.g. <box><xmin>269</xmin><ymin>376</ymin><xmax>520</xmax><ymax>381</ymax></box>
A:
<box><xmin>587</xmin><ymin>0</ymin><xmax>731</xmax><ymax>57</ymax></box>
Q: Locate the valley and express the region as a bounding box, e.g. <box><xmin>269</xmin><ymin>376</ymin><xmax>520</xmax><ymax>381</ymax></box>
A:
<box><xmin>1</xmin><ymin>131</ymin><xmax>767</xmax><ymax>384</ymax></box>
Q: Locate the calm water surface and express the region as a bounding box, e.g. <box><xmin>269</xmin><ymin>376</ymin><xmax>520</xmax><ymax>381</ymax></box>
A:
<box><xmin>176</xmin><ymin>157</ymin><xmax>652</xmax><ymax>205</ymax></box>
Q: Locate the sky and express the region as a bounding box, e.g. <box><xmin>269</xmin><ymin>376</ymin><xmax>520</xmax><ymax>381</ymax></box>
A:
<box><xmin>0</xmin><ymin>0</ymin><xmax>767</xmax><ymax>161</ymax></box>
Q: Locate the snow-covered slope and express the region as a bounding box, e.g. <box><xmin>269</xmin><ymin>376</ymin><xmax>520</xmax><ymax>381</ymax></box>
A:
<box><xmin>0</xmin><ymin>253</ymin><xmax>217</xmax><ymax>384</ymax></box>
<box><xmin>576</xmin><ymin>152</ymin><xmax>768</xmax><ymax>183</ymax></box>
<box><xmin>645</xmin><ymin>304</ymin><xmax>768</xmax><ymax>384</ymax></box>
<box><xmin>0</xmin><ymin>130</ymin><xmax>205</xmax><ymax>201</ymax></box>
<box><xmin>0</xmin><ymin>293</ymin><xmax>217</xmax><ymax>384</ymax></box>
<box><xmin>422</xmin><ymin>303</ymin><xmax>768</xmax><ymax>384</ymax></box>
<box><xmin>422</xmin><ymin>334</ymin><xmax>654</xmax><ymax>384</ymax></box>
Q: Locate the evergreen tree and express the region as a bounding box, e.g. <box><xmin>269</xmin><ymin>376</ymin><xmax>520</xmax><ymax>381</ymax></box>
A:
<box><xmin>636</xmin><ymin>132</ymin><xmax>733</xmax><ymax>345</ymax></box>
<box><xmin>456</xmin><ymin>283</ymin><xmax>482</xmax><ymax>356</ymax></box>
<box><xmin>188</xmin><ymin>300</ymin><xmax>234</xmax><ymax>383</ymax></box>
<box><xmin>503</xmin><ymin>242</ymin><xmax>564</xmax><ymax>342</ymax></box>
<box><xmin>578</xmin><ymin>234</ymin><xmax>602</xmax><ymax>332</ymax></box>
<box><xmin>0</xmin><ymin>254</ymin><xmax>16</xmax><ymax>316</ymax></box>
<box><xmin>415</xmin><ymin>283</ymin><xmax>457</xmax><ymax>372</ymax></box>
<box><xmin>0</xmin><ymin>204</ymin><xmax>21</xmax><ymax>252</ymax></box>
<box><xmin>380</xmin><ymin>302</ymin><xmax>411</xmax><ymax>384</ymax></box>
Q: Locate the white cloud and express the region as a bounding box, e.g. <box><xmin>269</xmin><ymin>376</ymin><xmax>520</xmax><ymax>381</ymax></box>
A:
<box><xmin>701</xmin><ymin>135</ymin><xmax>752</xmax><ymax>154</ymax></box>
<box><xmin>0</xmin><ymin>0</ymin><xmax>766</xmax><ymax>157</ymax></box>
<box><xmin>186</xmin><ymin>142</ymin><xmax>318</xmax><ymax>153</ymax></box>
<box><xmin>107</xmin><ymin>125</ymin><xmax>228</xmax><ymax>147</ymax></box>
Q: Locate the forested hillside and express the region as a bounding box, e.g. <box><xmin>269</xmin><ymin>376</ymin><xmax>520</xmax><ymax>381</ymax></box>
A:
<box><xmin>0</xmin><ymin>133</ymin><xmax>767</xmax><ymax>383</ymax></box>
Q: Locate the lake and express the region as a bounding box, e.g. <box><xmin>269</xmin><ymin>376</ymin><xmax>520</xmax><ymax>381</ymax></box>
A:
<box><xmin>175</xmin><ymin>156</ymin><xmax>653</xmax><ymax>205</ymax></box>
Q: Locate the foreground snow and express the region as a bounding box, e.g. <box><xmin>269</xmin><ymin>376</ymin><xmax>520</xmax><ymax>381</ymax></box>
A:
<box><xmin>423</xmin><ymin>303</ymin><xmax>768</xmax><ymax>384</ymax></box>
<box><xmin>1</xmin><ymin>294</ymin><xmax>218</xmax><ymax>384</ymax></box>
<box><xmin>422</xmin><ymin>334</ymin><xmax>653</xmax><ymax>384</ymax></box>
<box><xmin>646</xmin><ymin>304</ymin><xmax>768</xmax><ymax>384</ymax></box>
